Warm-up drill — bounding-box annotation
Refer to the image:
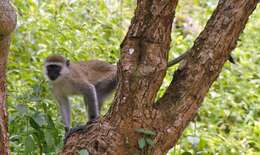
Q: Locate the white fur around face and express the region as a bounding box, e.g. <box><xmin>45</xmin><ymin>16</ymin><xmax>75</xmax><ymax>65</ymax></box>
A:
<box><xmin>60</xmin><ymin>65</ymin><xmax>70</xmax><ymax>75</ymax></box>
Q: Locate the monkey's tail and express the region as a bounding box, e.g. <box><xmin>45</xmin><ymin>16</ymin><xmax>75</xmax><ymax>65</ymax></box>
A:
<box><xmin>167</xmin><ymin>51</ymin><xmax>189</xmax><ymax>67</ymax></box>
<box><xmin>167</xmin><ymin>51</ymin><xmax>235</xmax><ymax>67</ymax></box>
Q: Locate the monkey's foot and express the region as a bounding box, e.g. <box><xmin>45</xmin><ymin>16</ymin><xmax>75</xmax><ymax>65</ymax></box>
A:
<box><xmin>64</xmin><ymin>125</ymin><xmax>86</xmax><ymax>144</ymax></box>
<box><xmin>87</xmin><ymin>117</ymin><xmax>99</xmax><ymax>125</ymax></box>
<box><xmin>64</xmin><ymin>118</ymin><xmax>100</xmax><ymax>144</ymax></box>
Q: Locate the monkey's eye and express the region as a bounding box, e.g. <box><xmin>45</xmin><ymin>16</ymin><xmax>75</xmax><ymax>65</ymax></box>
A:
<box><xmin>66</xmin><ymin>60</ymin><xmax>70</xmax><ymax>66</ymax></box>
<box><xmin>47</xmin><ymin>65</ymin><xmax>62</xmax><ymax>72</ymax></box>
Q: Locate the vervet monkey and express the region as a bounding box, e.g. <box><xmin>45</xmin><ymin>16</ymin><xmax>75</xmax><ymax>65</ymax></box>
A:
<box><xmin>44</xmin><ymin>55</ymin><xmax>117</xmax><ymax>138</ymax></box>
<box><xmin>44</xmin><ymin>52</ymin><xmax>233</xmax><ymax>140</ymax></box>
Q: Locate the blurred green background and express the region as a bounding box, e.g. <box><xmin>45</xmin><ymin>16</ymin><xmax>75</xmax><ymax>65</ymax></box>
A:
<box><xmin>7</xmin><ymin>0</ymin><xmax>260</xmax><ymax>154</ymax></box>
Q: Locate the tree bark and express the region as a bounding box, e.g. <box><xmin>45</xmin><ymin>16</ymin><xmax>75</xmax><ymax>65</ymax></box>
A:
<box><xmin>0</xmin><ymin>0</ymin><xmax>16</xmax><ymax>154</ymax></box>
<box><xmin>61</xmin><ymin>0</ymin><xmax>257</xmax><ymax>154</ymax></box>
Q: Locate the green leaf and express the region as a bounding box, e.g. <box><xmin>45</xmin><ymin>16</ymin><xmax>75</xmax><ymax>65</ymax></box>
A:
<box><xmin>79</xmin><ymin>149</ymin><xmax>89</xmax><ymax>155</ymax></box>
<box><xmin>30</xmin><ymin>96</ymin><xmax>41</xmax><ymax>101</ymax></box>
<box><xmin>16</xmin><ymin>104</ymin><xmax>28</xmax><ymax>115</ymax></box>
<box><xmin>29</xmin><ymin>116</ymin><xmax>41</xmax><ymax>130</ymax></box>
<box><xmin>197</xmin><ymin>137</ymin><xmax>207</xmax><ymax>149</ymax></box>
<box><xmin>135</xmin><ymin>128</ymin><xmax>156</xmax><ymax>136</ymax></box>
<box><xmin>182</xmin><ymin>151</ymin><xmax>192</xmax><ymax>155</ymax></box>
<box><xmin>46</xmin><ymin>114</ymin><xmax>55</xmax><ymax>128</ymax></box>
<box><xmin>31</xmin><ymin>128</ymin><xmax>45</xmax><ymax>144</ymax></box>
<box><xmin>32</xmin><ymin>84</ymin><xmax>41</xmax><ymax>94</ymax></box>
<box><xmin>145</xmin><ymin>138</ymin><xmax>155</xmax><ymax>147</ymax></box>
<box><xmin>138</xmin><ymin>138</ymin><xmax>146</xmax><ymax>150</ymax></box>
<box><xmin>25</xmin><ymin>135</ymin><xmax>35</xmax><ymax>154</ymax></box>
<box><xmin>33</xmin><ymin>112</ymin><xmax>46</xmax><ymax>127</ymax></box>
<box><xmin>44</xmin><ymin>130</ymin><xmax>55</xmax><ymax>150</ymax></box>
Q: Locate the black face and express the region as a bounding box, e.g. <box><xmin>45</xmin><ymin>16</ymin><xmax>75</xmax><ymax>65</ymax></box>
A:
<box><xmin>46</xmin><ymin>64</ymin><xmax>62</xmax><ymax>81</ymax></box>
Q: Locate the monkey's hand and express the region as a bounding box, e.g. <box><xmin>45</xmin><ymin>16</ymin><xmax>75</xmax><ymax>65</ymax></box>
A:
<box><xmin>63</xmin><ymin>125</ymin><xmax>86</xmax><ymax>144</ymax></box>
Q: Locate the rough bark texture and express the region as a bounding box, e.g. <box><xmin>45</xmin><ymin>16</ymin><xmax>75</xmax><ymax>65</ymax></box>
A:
<box><xmin>0</xmin><ymin>0</ymin><xmax>16</xmax><ymax>154</ymax></box>
<box><xmin>61</xmin><ymin>0</ymin><xmax>257</xmax><ymax>154</ymax></box>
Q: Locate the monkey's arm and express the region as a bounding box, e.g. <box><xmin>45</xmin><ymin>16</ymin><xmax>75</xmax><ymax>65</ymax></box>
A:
<box><xmin>53</xmin><ymin>92</ymin><xmax>71</xmax><ymax>132</ymax></box>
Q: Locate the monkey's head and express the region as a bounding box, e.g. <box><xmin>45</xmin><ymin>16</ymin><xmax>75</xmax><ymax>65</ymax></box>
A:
<box><xmin>44</xmin><ymin>55</ymin><xmax>70</xmax><ymax>81</ymax></box>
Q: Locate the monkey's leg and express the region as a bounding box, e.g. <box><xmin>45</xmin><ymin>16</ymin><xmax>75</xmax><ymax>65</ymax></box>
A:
<box><xmin>64</xmin><ymin>84</ymin><xmax>99</xmax><ymax>143</ymax></box>
<box><xmin>83</xmin><ymin>84</ymin><xmax>99</xmax><ymax>121</ymax></box>
<box><xmin>95</xmin><ymin>77</ymin><xmax>117</xmax><ymax>108</ymax></box>
<box><xmin>64</xmin><ymin>84</ymin><xmax>100</xmax><ymax>143</ymax></box>
<box><xmin>54</xmin><ymin>95</ymin><xmax>71</xmax><ymax>132</ymax></box>
<box><xmin>97</xmin><ymin>93</ymin><xmax>105</xmax><ymax>110</ymax></box>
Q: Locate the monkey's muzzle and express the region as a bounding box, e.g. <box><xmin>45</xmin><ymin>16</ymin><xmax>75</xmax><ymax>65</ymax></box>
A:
<box><xmin>47</xmin><ymin>71</ymin><xmax>60</xmax><ymax>81</ymax></box>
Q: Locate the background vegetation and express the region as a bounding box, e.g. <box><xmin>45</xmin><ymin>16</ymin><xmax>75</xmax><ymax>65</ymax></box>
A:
<box><xmin>8</xmin><ymin>0</ymin><xmax>260</xmax><ymax>154</ymax></box>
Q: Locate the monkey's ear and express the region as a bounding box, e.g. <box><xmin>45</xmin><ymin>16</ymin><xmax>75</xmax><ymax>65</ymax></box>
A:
<box><xmin>66</xmin><ymin>59</ymin><xmax>70</xmax><ymax>66</ymax></box>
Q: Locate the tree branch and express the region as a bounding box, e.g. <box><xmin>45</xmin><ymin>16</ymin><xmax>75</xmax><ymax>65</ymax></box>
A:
<box><xmin>155</xmin><ymin>0</ymin><xmax>258</xmax><ymax>152</ymax></box>
<box><xmin>0</xmin><ymin>0</ymin><xmax>17</xmax><ymax>154</ymax></box>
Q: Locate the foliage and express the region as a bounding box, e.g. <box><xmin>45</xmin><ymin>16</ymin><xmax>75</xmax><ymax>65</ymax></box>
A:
<box><xmin>7</xmin><ymin>0</ymin><xmax>260</xmax><ymax>154</ymax></box>
<box><xmin>79</xmin><ymin>149</ymin><xmax>89</xmax><ymax>155</ymax></box>
<box><xmin>135</xmin><ymin>128</ymin><xmax>156</xmax><ymax>153</ymax></box>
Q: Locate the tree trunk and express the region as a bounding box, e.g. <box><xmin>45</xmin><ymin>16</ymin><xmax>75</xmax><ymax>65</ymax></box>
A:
<box><xmin>0</xmin><ymin>0</ymin><xmax>16</xmax><ymax>154</ymax></box>
<box><xmin>61</xmin><ymin>0</ymin><xmax>258</xmax><ymax>154</ymax></box>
